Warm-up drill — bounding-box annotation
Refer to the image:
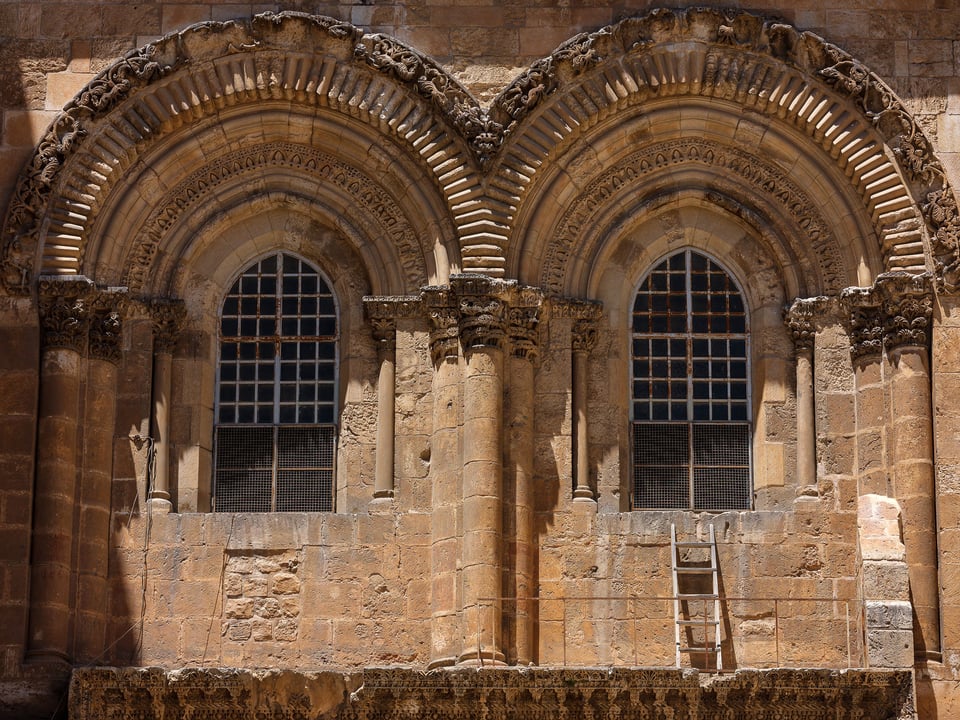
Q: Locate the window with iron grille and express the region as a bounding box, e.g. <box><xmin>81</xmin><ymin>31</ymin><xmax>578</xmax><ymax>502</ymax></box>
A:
<box><xmin>631</xmin><ymin>249</ymin><xmax>751</xmax><ymax>510</ymax></box>
<box><xmin>214</xmin><ymin>253</ymin><xmax>337</xmax><ymax>512</ymax></box>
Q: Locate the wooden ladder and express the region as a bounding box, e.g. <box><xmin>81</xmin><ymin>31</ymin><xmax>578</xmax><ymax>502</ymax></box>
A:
<box><xmin>671</xmin><ymin>523</ymin><xmax>722</xmax><ymax>670</ymax></box>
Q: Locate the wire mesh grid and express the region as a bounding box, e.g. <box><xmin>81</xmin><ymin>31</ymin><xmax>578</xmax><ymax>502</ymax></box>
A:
<box><xmin>631</xmin><ymin>249</ymin><xmax>752</xmax><ymax>511</ymax></box>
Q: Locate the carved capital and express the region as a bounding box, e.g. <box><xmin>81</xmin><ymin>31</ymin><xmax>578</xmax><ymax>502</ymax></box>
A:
<box><xmin>88</xmin><ymin>290</ymin><xmax>127</xmax><ymax>364</ymax></box>
<box><xmin>458</xmin><ymin>294</ymin><xmax>505</xmax><ymax>351</ymax></box>
<box><xmin>38</xmin><ymin>276</ymin><xmax>96</xmax><ymax>353</ymax></box>
<box><xmin>363</xmin><ymin>296</ymin><xmax>422</xmax><ymax>352</ymax></box>
<box><xmin>784</xmin><ymin>296</ymin><xmax>830</xmax><ymax>354</ymax></box>
<box><xmin>422</xmin><ymin>288</ymin><xmax>459</xmax><ymax>365</ymax></box>
<box><xmin>840</xmin><ymin>286</ymin><xmax>883</xmax><ymax>362</ymax></box>
<box><xmin>877</xmin><ymin>271</ymin><xmax>934</xmax><ymax>351</ymax></box>
<box><xmin>551</xmin><ymin>298</ymin><xmax>603</xmax><ymax>321</ymax></box>
<box><xmin>149</xmin><ymin>298</ymin><xmax>186</xmax><ymax>355</ymax></box>
<box><xmin>572</xmin><ymin>319</ymin><xmax>598</xmax><ymax>354</ymax></box>
<box><xmin>451</xmin><ymin>274</ymin><xmax>509</xmax><ymax>352</ymax></box>
<box><xmin>507</xmin><ymin>302</ymin><xmax>542</xmax><ymax>361</ymax></box>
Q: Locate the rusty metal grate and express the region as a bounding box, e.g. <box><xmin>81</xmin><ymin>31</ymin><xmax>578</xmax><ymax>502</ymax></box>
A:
<box><xmin>214</xmin><ymin>252</ymin><xmax>338</xmax><ymax>512</ymax></box>
<box><xmin>631</xmin><ymin>250</ymin><xmax>751</xmax><ymax>510</ymax></box>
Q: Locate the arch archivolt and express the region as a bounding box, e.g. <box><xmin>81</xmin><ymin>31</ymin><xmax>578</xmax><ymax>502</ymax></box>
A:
<box><xmin>108</xmin><ymin>141</ymin><xmax>429</xmax><ymax>295</ymax></box>
<box><xmin>3</xmin><ymin>7</ymin><xmax>960</xmax><ymax>296</ymax></box>
<box><xmin>534</xmin><ymin>137</ymin><xmax>854</xmax><ymax>298</ymax></box>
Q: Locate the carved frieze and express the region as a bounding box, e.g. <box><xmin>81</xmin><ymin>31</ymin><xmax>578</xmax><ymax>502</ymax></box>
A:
<box><xmin>70</xmin><ymin>666</ymin><xmax>915</xmax><ymax>720</ymax></box>
<box><xmin>38</xmin><ymin>276</ymin><xmax>96</xmax><ymax>353</ymax></box>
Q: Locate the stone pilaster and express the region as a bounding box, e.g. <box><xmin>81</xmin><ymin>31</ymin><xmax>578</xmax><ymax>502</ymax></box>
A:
<box><xmin>454</xmin><ymin>274</ymin><xmax>507</xmax><ymax>665</ymax></box>
<box><xmin>878</xmin><ymin>271</ymin><xmax>940</xmax><ymax>662</ymax></box>
<box><xmin>148</xmin><ymin>299</ymin><xmax>185</xmax><ymax>513</ymax></box>
<box><xmin>28</xmin><ymin>276</ymin><xmax>95</xmax><ymax>665</ymax></box>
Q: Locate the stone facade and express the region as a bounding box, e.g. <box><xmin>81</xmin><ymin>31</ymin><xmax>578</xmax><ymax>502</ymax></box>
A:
<box><xmin>3</xmin><ymin>2</ymin><xmax>960</xmax><ymax>719</ymax></box>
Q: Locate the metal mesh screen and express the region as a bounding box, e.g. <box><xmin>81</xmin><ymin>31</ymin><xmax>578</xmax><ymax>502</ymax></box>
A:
<box><xmin>214</xmin><ymin>252</ymin><xmax>338</xmax><ymax>512</ymax></box>
<box><xmin>214</xmin><ymin>426</ymin><xmax>274</xmax><ymax>512</ymax></box>
<box><xmin>631</xmin><ymin>249</ymin><xmax>752</xmax><ymax>510</ymax></box>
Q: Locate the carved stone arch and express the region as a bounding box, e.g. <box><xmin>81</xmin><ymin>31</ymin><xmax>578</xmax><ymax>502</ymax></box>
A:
<box><xmin>490</xmin><ymin>7</ymin><xmax>960</xmax><ymax>290</ymax></box>
<box><xmin>0</xmin><ymin>11</ymin><xmax>495</xmax><ymax>294</ymax></box>
<box><xmin>533</xmin><ymin>132</ymin><xmax>862</xmax><ymax>298</ymax></box>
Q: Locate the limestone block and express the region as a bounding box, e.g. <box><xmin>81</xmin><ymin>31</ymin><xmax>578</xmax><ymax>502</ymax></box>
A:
<box><xmin>867</xmin><ymin>628</ymin><xmax>914</xmax><ymax>668</ymax></box>
<box><xmin>862</xmin><ymin>560</ymin><xmax>911</xmax><ymax>601</ymax></box>
<box><xmin>866</xmin><ymin>600</ymin><xmax>914</xmax><ymax>631</ymax></box>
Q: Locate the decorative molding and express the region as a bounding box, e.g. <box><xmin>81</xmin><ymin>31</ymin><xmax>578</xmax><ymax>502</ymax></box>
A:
<box><xmin>544</xmin><ymin>139</ymin><xmax>847</xmax><ymax>294</ymax></box>
<box><xmin>784</xmin><ymin>296</ymin><xmax>832</xmax><ymax>354</ymax></box>
<box><xmin>3</xmin><ymin>8</ymin><xmax>956</xmax><ymax>292</ymax></box>
<box><xmin>70</xmin><ymin>666</ymin><xmax>915</xmax><ymax>720</ymax></box>
<box><xmin>571</xmin><ymin>319</ymin><xmax>598</xmax><ymax>355</ymax></box>
<box><xmin>38</xmin><ymin>276</ymin><xmax>96</xmax><ymax>353</ymax></box>
<box><xmin>125</xmin><ymin>143</ymin><xmax>426</xmax><ymax>292</ymax></box>
<box><xmin>422</xmin><ymin>288</ymin><xmax>460</xmax><ymax>365</ymax></box>
<box><xmin>148</xmin><ymin>298</ymin><xmax>186</xmax><ymax>355</ymax></box>
<box><xmin>550</xmin><ymin>297</ymin><xmax>603</xmax><ymax>321</ymax></box>
<box><xmin>88</xmin><ymin>290</ymin><xmax>128</xmax><ymax>364</ymax></box>
<box><xmin>840</xmin><ymin>287</ymin><xmax>883</xmax><ymax>362</ymax></box>
<box><xmin>363</xmin><ymin>295</ymin><xmax>422</xmax><ymax>352</ymax></box>
<box><xmin>877</xmin><ymin>271</ymin><xmax>934</xmax><ymax>351</ymax></box>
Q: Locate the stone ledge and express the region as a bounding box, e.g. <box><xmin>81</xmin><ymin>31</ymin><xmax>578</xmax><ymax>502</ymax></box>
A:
<box><xmin>69</xmin><ymin>666</ymin><xmax>916</xmax><ymax>719</ymax></box>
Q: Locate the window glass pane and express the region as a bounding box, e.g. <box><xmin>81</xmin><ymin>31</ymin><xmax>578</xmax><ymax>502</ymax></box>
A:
<box><xmin>215</xmin><ymin>252</ymin><xmax>339</xmax><ymax>512</ymax></box>
<box><xmin>631</xmin><ymin>249</ymin><xmax>751</xmax><ymax>510</ymax></box>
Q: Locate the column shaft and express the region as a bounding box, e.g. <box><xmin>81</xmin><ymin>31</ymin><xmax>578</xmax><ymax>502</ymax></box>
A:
<box><xmin>890</xmin><ymin>346</ymin><xmax>941</xmax><ymax>660</ymax></box>
<box><xmin>27</xmin><ymin>347</ymin><xmax>83</xmax><ymax>664</ymax></box>
<box><xmin>148</xmin><ymin>351</ymin><xmax>173</xmax><ymax>512</ymax></box>
<box><xmin>459</xmin><ymin>346</ymin><xmax>504</xmax><ymax>664</ymax></box>
<box><xmin>374</xmin><ymin>344</ymin><xmax>396</xmax><ymax>498</ymax></box>
<box><xmin>796</xmin><ymin>348</ymin><xmax>816</xmax><ymax>489</ymax></box>
<box><xmin>572</xmin><ymin>349</ymin><xmax>592</xmax><ymax>501</ymax></box>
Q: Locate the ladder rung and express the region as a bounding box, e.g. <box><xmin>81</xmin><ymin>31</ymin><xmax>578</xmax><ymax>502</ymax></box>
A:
<box><xmin>675</xmin><ymin>567</ymin><xmax>714</xmax><ymax>574</ymax></box>
<box><xmin>674</xmin><ymin>541</ymin><xmax>713</xmax><ymax>548</ymax></box>
<box><xmin>677</xmin><ymin>593</ymin><xmax>718</xmax><ymax>599</ymax></box>
<box><xmin>677</xmin><ymin>620</ymin><xmax>719</xmax><ymax>626</ymax></box>
<box><xmin>679</xmin><ymin>646</ymin><xmax>720</xmax><ymax>653</ymax></box>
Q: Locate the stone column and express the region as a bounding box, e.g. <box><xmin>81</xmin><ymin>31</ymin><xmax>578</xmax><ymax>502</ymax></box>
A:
<box><xmin>74</xmin><ymin>294</ymin><xmax>124</xmax><ymax>662</ymax></box>
<box><xmin>879</xmin><ymin>272</ymin><xmax>941</xmax><ymax>662</ymax></box>
<box><xmin>572</xmin><ymin>318</ymin><xmax>597</xmax><ymax>503</ymax></box>
<box><xmin>425</xmin><ymin>290</ymin><xmax>461</xmax><ymax>668</ymax></box>
<box><xmin>365</xmin><ymin>300</ymin><xmax>398</xmax><ymax>500</ymax></box>
<box><xmin>147</xmin><ymin>300</ymin><xmax>185</xmax><ymax>514</ymax></box>
<box><xmin>27</xmin><ymin>276</ymin><xmax>94</xmax><ymax>665</ymax></box>
<box><xmin>785</xmin><ymin>298</ymin><xmax>824</xmax><ymax>493</ymax></box>
<box><xmin>456</xmin><ymin>275</ymin><xmax>506</xmax><ymax>665</ymax></box>
<box><xmin>505</xmin><ymin>291</ymin><xmax>542</xmax><ymax>665</ymax></box>
<box><xmin>842</xmin><ymin>287</ymin><xmax>888</xmax><ymax>497</ymax></box>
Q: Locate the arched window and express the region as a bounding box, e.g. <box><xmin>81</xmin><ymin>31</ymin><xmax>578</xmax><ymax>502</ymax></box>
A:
<box><xmin>213</xmin><ymin>253</ymin><xmax>338</xmax><ymax>512</ymax></box>
<box><xmin>631</xmin><ymin>249</ymin><xmax>751</xmax><ymax>510</ymax></box>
